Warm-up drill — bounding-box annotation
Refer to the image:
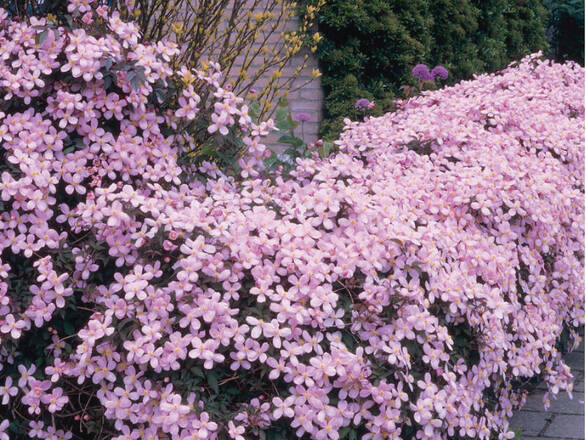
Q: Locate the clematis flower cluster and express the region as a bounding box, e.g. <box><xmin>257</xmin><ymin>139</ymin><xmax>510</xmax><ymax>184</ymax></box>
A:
<box><xmin>0</xmin><ymin>2</ymin><xmax>583</xmax><ymax>439</ymax></box>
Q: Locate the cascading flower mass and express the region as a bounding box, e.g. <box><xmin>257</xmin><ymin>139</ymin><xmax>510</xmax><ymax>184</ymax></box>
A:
<box><xmin>0</xmin><ymin>2</ymin><xmax>583</xmax><ymax>439</ymax></box>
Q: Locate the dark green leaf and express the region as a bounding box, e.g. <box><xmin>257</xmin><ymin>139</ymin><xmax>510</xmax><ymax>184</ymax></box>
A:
<box><xmin>275</xmin><ymin>107</ymin><xmax>289</xmax><ymax>123</ymax></box>
<box><xmin>249</xmin><ymin>101</ymin><xmax>260</xmax><ymax>121</ymax></box>
<box><xmin>342</xmin><ymin>331</ymin><xmax>356</xmax><ymax>350</ymax></box>
<box><xmin>206</xmin><ymin>370</ymin><xmax>219</xmax><ymax>394</ymax></box>
<box><xmin>129</xmin><ymin>71</ymin><xmax>142</xmax><ymax>91</ymax></box>
<box><xmin>339</xmin><ymin>427</ymin><xmax>351</xmax><ymax>439</ymax></box>
<box><xmin>190</xmin><ymin>366</ymin><xmax>204</xmax><ymax>378</ymax></box>
<box><xmin>319</xmin><ymin>140</ymin><xmax>335</xmax><ymax>158</ymax></box>
<box><xmin>278</xmin><ymin>120</ymin><xmax>296</xmax><ymax>131</ymax></box>
<box><xmin>63</xmin><ymin>321</ymin><xmax>74</xmax><ymax>336</ymax></box>
<box><xmin>278</xmin><ymin>135</ymin><xmax>304</xmax><ymax>148</ymax></box>
<box><xmin>112</xmin><ymin>62</ymin><xmax>131</xmax><ymax>72</ymax></box>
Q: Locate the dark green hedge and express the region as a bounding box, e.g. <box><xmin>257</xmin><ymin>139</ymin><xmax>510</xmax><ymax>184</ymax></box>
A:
<box><xmin>308</xmin><ymin>0</ymin><xmax>550</xmax><ymax>140</ymax></box>
<box><xmin>547</xmin><ymin>0</ymin><xmax>584</xmax><ymax>65</ymax></box>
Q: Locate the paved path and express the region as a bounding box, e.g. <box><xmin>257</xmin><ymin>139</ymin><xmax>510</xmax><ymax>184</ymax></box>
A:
<box><xmin>510</xmin><ymin>329</ymin><xmax>585</xmax><ymax>440</ymax></box>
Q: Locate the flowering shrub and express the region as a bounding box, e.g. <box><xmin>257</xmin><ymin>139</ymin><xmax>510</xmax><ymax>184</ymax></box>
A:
<box><xmin>0</xmin><ymin>2</ymin><xmax>583</xmax><ymax>438</ymax></box>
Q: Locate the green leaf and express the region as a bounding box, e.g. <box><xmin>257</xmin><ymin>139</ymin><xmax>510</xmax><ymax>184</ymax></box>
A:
<box><xmin>511</xmin><ymin>428</ymin><xmax>523</xmax><ymax>439</ymax></box>
<box><xmin>112</xmin><ymin>61</ymin><xmax>131</xmax><ymax>72</ymax></box>
<box><xmin>263</xmin><ymin>152</ymin><xmax>281</xmax><ymax>170</ymax></box>
<box><xmin>206</xmin><ymin>370</ymin><xmax>219</xmax><ymax>394</ymax></box>
<box><xmin>63</xmin><ymin>321</ymin><xmax>75</xmax><ymax>336</ymax></box>
<box><xmin>278</xmin><ymin>135</ymin><xmax>305</xmax><ymax>148</ymax></box>
<box><xmin>319</xmin><ymin>140</ymin><xmax>335</xmax><ymax>158</ymax></box>
<box><xmin>127</xmin><ymin>69</ymin><xmax>144</xmax><ymax>91</ymax></box>
<box><xmin>280</xmin><ymin>120</ymin><xmax>297</xmax><ymax>131</ymax></box>
<box><xmin>104</xmin><ymin>75</ymin><xmax>112</xmax><ymax>91</ymax></box>
<box><xmin>285</xmin><ymin>147</ymin><xmax>303</xmax><ymax>157</ymax></box>
<box><xmin>274</xmin><ymin>104</ymin><xmax>300</xmax><ymax>131</ymax></box>
<box><xmin>342</xmin><ymin>331</ymin><xmax>356</xmax><ymax>350</ymax></box>
<box><xmin>248</xmin><ymin>101</ymin><xmax>260</xmax><ymax>122</ymax></box>
<box><xmin>135</xmin><ymin>66</ymin><xmax>147</xmax><ymax>83</ymax></box>
<box><xmin>130</xmin><ymin>76</ymin><xmax>141</xmax><ymax>90</ymax></box>
<box><xmin>275</xmin><ymin>106</ymin><xmax>289</xmax><ymax>123</ymax></box>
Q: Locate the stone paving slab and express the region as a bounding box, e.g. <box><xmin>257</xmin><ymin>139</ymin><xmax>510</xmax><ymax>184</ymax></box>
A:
<box><xmin>573</xmin><ymin>372</ymin><xmax>584</xmax><ymax>392</ymax></box>
<box><xmin>521</xmin><ymin>390</ymin><xmax>552</xmax><ymax>412</ymax></box>
<box><xmin>522</xmin><ymin>438</ymin><xmax>577</xmax><ymax>440</ymax></box>
<box><xmin>543</xmin><ymin>414</ymin><xmax>585</xmax><ymax>438</ymax></box>
<box><xmin>511</xmin><ymin>327</ymin><xmax>585</xmax><ymax>440</ymax></box>
<box><xmin>510</xmin><ymin>410</ymin><xmax>551</xmax><ymax>436</ymax></box>
<box><xmin>543</xmin><ymin>392</ymin><xmax>583</xmax><ymax>415</ymax></box>
<box><xmin>564</xmin><ymin>351</ymin><xmax>585</xmax><ymax>372</ymax></box>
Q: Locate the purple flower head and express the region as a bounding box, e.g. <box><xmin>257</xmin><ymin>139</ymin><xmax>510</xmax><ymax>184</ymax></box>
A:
<box><xmin>293</xmin><ymin>112</ymin><xmax>311</xmax><ymax>123</ymax></box>
<box><xmin>412</xmin><ymin>64</ymin><xmax>433</xmax><ymax>81</ymax></box>
<box><xmin>432</xmin><ymin>65</ymin><xmax>449</xmax><ymax>80</ymax></box>
<box><xmin>354</xmin><ymin>98</ymin><xmax>375</xmax><ymax>110</ymax></box>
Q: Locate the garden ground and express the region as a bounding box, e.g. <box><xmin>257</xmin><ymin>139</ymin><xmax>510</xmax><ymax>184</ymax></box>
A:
<box><xmin>511</xmin><ymin>327</ymin><xmax>585</xmax><ymax>440</ymax></box>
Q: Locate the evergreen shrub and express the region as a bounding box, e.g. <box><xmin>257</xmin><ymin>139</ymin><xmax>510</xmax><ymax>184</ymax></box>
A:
<box><xmin>307</xmin><ymin>0</ymin><xmax>549</xmax><ymax>140</ymax></box>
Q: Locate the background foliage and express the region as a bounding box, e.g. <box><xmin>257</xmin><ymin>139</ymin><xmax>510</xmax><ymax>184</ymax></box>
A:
<box><xmin>547</xmin><ymin>0</ymin><xmax>584</xmax><ymax>64</ymax></box>
<box><xmin>305</xmin><ymin>0</ymin><xmax>551</xmax><ymax>140</ymax></box>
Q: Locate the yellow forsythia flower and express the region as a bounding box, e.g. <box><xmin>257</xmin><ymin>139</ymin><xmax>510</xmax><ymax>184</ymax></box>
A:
<box><xmin>172</xmin><ymin>22</ymin><xmax>184</xmax><ymax>34</ymax></box>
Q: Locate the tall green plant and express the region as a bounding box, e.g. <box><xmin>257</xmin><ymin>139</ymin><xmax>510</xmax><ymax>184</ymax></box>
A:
<box><xmin>547</xmin><ymin>0</ymin><xmax>584</xmax><ymax>64</ymax></box>
<box><xmin>306</xmin><ymin>0</ymin><xmax>433</xmax><ymax>138</ymax></box>
<box><xmin>307</xmin><ymin>0</ymin><xmax>550</xmax><ymax>140</ymax></box>
<box><xmin>428</xmin><ymin>0</ymin><xmax>481</xmax><ymax>80</ymax></box>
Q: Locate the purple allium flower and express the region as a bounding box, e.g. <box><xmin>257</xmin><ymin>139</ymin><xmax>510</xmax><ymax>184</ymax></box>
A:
<box><xmin>354</xmin><ymin>98</ymin><xmax>375</xmax><ymax>110</ymax></box>
<box><xmin>293</xmin><ymin>112</ymin><xmax>311</xmax><ymax>122</ymax></box>
<box><xmin>432</xmin><ymin>65</ymin><xmax>449</xmax><ymax>80</ymax></box>
<box><xmin>412</xmin><ymin>64</ymin><xmax>433</xmax><ymax>81</ymax></box>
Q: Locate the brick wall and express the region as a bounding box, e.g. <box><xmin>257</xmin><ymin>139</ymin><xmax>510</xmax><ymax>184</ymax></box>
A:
<box><xmin>222</xmin><ymin>1</ymin><xmax>324</xmax><ymax>150</ymax></box>
<box><xmin>279</xmin><ymin>46</ymin><xmax>324</xmax><ymax>146</ymax></box>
